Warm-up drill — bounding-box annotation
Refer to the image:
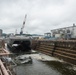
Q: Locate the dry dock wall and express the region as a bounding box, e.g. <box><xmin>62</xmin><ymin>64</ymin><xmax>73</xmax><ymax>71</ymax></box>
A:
<box><xmin>32</xmin><ymin>40</ymin><xmax>76</xmax><ymax>65</ymax></box>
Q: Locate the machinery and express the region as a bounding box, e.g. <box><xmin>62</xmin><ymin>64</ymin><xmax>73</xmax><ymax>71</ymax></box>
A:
<box><xmin>20</xmin><ymin>14</ymin><xmax>27</xmax><ymax>35</ymax></box>
<box><xmin>44</xmin><ymin>33</ymin><xmax>51</xmax><ymax>39</ymax></box>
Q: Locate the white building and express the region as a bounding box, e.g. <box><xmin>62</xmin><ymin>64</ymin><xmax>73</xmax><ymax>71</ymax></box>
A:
<box><xmin>51</xmin><ymin>24</ymin><xmax>76</xmax><ymax>39</ymax></box>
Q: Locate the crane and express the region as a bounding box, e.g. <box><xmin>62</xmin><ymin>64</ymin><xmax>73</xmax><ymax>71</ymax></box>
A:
<box><xmin>20</xmin><ymin>14</ymin><xmax>27</xmax><ymax>35</ymax></box>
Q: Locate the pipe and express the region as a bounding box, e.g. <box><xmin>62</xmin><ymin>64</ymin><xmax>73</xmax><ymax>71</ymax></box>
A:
<box><xmin>0</xmin><ymin>59</ymin><xmax>9</xmax><ymax>75</ymax></box>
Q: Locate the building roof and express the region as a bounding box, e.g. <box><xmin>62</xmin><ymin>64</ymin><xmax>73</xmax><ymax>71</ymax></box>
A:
<box><xmin>51</xmin><ymin>25</ymin><xmax>76</xmax><ymax>31</ymax></box>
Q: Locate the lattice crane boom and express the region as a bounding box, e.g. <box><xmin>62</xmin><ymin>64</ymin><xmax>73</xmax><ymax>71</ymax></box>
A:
<box><xmin>20</xmin><ymin>14</ymin><xmax>27</xmax><ymax>35</ymax></box>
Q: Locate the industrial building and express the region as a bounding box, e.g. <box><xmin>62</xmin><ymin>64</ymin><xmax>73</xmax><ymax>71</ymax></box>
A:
<box><xmin>0</xmin><ymin>29</ymin><xmax>2</xmax><ymax>37</ymax></box>
<box><xmin>51</xmin><ymin>24</ymin><xmax>76</xmax><ymax>39</ymax></box>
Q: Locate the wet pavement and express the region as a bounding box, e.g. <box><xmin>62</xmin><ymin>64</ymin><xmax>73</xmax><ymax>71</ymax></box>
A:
<box><xmin>13</xmin><ymin>54</ymin><xmax>76</xmax><ymax>75</ymax></box>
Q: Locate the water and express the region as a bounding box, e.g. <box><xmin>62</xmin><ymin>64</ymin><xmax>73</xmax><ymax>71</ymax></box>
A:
<box><xmin>13</xmin><ymin>54</ymin><xmax>76</xmax><ymax>75</ymax></box>
<box><xmin>44</xmin><ymin>61</ymin><xmax>76</xmax><ymax>75</ymax></box>
<box><xmin>15</xmin><ymin>59</ymin><xmax>61</xmax><ymax>75</ymax></box>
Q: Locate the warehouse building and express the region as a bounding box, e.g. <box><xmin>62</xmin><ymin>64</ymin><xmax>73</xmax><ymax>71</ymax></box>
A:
<box><xmin>51</xmin><ymin>24</ymin><xmax>76</xmax><ymax>39</ymax></box>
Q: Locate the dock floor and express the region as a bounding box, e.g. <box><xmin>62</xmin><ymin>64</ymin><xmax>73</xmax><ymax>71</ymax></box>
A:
<box><xmin>13</xmin><ymin>53</ymin><xmax>76</xmax><ymax>75</ymax></box>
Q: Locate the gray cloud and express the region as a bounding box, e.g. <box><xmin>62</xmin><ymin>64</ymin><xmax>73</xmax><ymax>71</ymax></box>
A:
<box><xmin>0</xmin><ymin>0</ymin><xmax>76</xmax><ymax>34</ymax></box>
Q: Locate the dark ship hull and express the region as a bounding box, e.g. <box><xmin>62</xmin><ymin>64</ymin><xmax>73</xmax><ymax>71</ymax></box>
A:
<box><xmin>7</xmin><ymin>37</ymin><xmax>31</xmax><ymax>53</ymax></box>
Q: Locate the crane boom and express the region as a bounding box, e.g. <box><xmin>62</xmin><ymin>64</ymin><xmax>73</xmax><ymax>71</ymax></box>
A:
<box><xmin>20</xmin><ymin>14</ymin><xmax>27</xmax><ymax>35</ymax></box>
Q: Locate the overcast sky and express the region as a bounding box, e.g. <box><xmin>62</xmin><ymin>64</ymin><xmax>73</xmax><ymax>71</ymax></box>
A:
<box><xmin>0</xmin><ymin>0</ymin><xmax>76</xmax><ymax>34</ymax></box>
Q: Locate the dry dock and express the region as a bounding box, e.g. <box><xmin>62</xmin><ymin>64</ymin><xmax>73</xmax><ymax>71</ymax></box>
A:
<box><xmin>0</xmin><ymin>39</ymin><xmax>76</xmax><ymax>75</ymax></box>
